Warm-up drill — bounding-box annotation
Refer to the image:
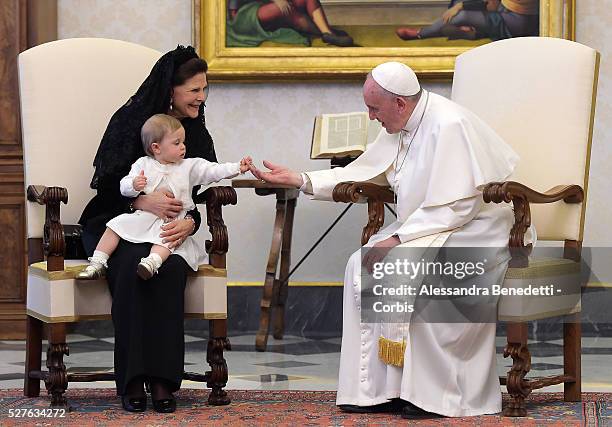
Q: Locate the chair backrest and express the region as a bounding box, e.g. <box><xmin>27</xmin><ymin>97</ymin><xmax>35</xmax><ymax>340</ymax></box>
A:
<box><xmin>19</xmin><ymin>38</ymin><xmax>162</xmax><ymax>238</ymax></box>
<box><xmin>451</xmin><ymin>37</ymin><xmax>599</xmax><ymax>242</ymax></box>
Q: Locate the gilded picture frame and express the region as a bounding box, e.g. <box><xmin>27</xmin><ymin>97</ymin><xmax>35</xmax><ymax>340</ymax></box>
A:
<box><xmin>195</xmin><ymin>0</ymin><xmax>575</xmax><ymax>82</ymax></box>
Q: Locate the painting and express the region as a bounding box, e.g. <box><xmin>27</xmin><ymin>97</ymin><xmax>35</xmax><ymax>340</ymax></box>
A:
<box><xmin>195</xmin><ymin>0</ymin><xmax>575</xmax><ymax>81</ymax></box>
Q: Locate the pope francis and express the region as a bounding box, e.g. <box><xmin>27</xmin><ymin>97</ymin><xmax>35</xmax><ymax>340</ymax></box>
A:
<box><xmin>250</xmin><ymin>61</ymin><xmax>526</xmax><ymax>418</ymax></box>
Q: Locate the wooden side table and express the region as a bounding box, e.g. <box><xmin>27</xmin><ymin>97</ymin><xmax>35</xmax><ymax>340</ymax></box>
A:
<box><xmin>232</xmin><ymin>179</ymin><xmax>299</xmax><ymax>351</ymax></box>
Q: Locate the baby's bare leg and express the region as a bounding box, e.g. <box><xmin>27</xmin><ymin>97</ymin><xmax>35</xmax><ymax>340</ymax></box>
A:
<box><xmin>77</xmin><ymin>228</ymin><xmax>119</xmax><ymax>280</ymax></box>
<box><xmin>149</xmin><ymin>244</ymin><xmax>171</xmax><ymax>264</ymax></box>
<box><xmin>96</xmin><ymin>228</ymin><xmax>121</xmax><ymax>256</ymax></box>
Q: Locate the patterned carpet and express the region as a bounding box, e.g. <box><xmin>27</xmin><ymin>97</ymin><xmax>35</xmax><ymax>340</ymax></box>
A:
<box><xmin>0</xmin><ymin>389</ymin><xmax>609</xmax><ymax>426</ymax></box>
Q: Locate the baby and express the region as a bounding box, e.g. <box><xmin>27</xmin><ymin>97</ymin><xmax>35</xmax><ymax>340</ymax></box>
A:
<box><xmin>78</xmin><ymin>113</ymin><xmax>251</xmax><ymax>280</ymax></box>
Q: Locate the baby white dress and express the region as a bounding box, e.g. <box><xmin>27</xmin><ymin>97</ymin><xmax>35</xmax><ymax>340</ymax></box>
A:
<box><xmin>106</xmin><ymin>156</ymin><xmax>240</xmax><ymax>270</ymax></box>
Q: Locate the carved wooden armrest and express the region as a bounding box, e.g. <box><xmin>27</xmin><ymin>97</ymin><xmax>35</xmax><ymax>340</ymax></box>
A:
<box><xmin>196</xmin><ymin>186</ymin><xmax>237</xmax><ymax>263</ymax></box>
<box><xmin>26</xmin><ymin>185</ymin><xmax>68</xmax><ymax>271</ymax></box>
<box><xmin>483</xmin><ymin>181</ymin><xmax>583</xmax><ymax>266</ymax></box>
<box><xmin>332</xmin><ymin>181</ymin><xmax>394</xmax><ymax>245</ymax></box>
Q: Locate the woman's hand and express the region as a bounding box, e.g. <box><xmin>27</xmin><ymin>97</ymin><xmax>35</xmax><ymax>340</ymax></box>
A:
<box><xmin>442</xmin><ymin>2</ymin><xmax>463</xmax><ymax>24</ymax></box>
<box><xmin>362</xmin><ymin>236</ymin><xmax>401</xmax><ymax>274</ymax></box>
<box><xmin>160</xmin><ymin>218</ymin><xmax>195</xmax><ymax>249</ymax></box>
<box><xmin>133</xmin><ymin>190</ymin><xmax>183</xmax><ymax>219</ymax></box>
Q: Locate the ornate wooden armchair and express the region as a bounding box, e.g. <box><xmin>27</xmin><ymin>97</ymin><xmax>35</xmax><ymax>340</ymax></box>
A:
<box><xmin>19</xmin><ymin>38</ymin><xmax>236</xmax><ymax>408</ymax></box>
<box><xmin>333</xmin><ymin>37</ymin><xmax>599</xmax><ymax>417</ymax></box>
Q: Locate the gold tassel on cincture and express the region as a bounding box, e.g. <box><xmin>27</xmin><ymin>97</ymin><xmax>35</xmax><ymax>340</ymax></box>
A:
<box><xmin>378</xmin><ymin>336</ymin><xmax>406</xmax><ymax>367</ymax></box>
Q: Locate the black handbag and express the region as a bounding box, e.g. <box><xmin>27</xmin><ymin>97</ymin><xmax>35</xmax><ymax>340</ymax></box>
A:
<box><xmin>63</xmin><ymin>224</ymin><xmax>88</xmax><ymax>260</ymax></box>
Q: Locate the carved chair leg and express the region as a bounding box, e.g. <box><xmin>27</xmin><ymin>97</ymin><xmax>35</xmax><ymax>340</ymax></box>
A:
<box><xmin>503</xmin><ymin>322</ymin><xmax>531</xmax><ymax>417</ymax></box>
<box><xmin>564</xmin><ymin>314</ymin><xmax>581</xmax><ymax>401</ymax></box>
<box><xmin>45</xmin><ymin>323</ymin><xmax>70</xmax><ymax>409</ymax></box>
<box><xmin>24</xmin><ymin>315</ymin><xmax>43</xmax><ymax>397</ymax></box>
<box><xmin>206</xmin><ymin>319</ymin><xmax>231</xmax><ymax>405</ymax></box>
<box><xmin>256</xmin><ymin>199</ymin><xmax>286</xmax><ymax>351</ymax></box>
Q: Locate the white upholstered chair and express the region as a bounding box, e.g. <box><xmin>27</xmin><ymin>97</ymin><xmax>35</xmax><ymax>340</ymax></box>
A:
<box><xmin>452</xmin><ymin>36</ymin><xmax>599</xmax><ymax>417</ymax></box>
<box><xmin>332</xmin><ymin>37</ymin><xmax>599</xmax><ymax>417</ymax></box>
<box><xmin>19</xmin><ymin>38</ymin><xmax>235</xmax><ymax>408</ymax></box>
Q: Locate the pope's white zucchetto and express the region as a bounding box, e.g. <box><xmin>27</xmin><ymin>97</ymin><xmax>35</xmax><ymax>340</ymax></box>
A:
<box><xmin>371</xmin><ymin>61</ymin><xmax>420</xmax><ymax>96</ymax></box>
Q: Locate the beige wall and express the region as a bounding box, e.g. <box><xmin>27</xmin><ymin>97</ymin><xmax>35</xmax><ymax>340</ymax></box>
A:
<box><xmin>58</xmin><ymin>0</ymin><xmax>192</xmax><ymax>52</ymax></box>
<box><xmin>575</xmin><ymin>1</ymin><xmax>611</xmax><ymax>247</ymax></box>
<box><xmin>58</xmin><ymin>0</ymin><xmax>611</xmax><ymax>282</ymax></box>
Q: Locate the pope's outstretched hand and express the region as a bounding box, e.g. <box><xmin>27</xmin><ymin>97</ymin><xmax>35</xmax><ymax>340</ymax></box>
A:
<box><xmin>249</xmin><ymin>160</ymin><xmax>304</xmax><ymax>188</ymax></box>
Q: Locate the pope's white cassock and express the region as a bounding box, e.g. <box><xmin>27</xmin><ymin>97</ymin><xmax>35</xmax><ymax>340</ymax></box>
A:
<box><xmin>300</xmin><ymin>89</ymin><xmax>529</xmax><ymax>417</ymax></box>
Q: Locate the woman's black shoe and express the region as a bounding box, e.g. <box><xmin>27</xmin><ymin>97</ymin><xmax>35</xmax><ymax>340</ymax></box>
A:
<box><xmin>152</xmin><ymin>396</ymin><xmax>176</xmax><ymax>413</ymax></box>
<box><xmin>149</xmin><ymin>377</ymin><xmax>177</xmax><ymax>413</ymax></box>
<box><xmin>121</xmin><ymin>394</ymin><xmax>147</xmax><ymax>412</ymax></box>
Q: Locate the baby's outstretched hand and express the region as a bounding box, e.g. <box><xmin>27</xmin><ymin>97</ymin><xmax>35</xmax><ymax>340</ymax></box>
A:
<box><xmin>240</xmin><ymin>156</ymin><xmax>253</xmax><ymax>174</ymax></box>
<box><xmin>133</xmin><ymin>170</ymin><xmax>147</xmax><ymax>191</ymax></box>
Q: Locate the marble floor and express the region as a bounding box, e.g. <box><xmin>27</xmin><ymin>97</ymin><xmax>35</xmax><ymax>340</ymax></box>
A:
<box><xmin>1</xmin><ymin>333</ymin><xmax>612</xmax><ymax>394</ymax></box>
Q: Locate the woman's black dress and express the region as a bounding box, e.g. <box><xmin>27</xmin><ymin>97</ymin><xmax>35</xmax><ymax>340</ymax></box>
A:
<box><xmin>78</xmin><ymin>46</ymin><xmax>216</xmax><ymax>394</ymax></box>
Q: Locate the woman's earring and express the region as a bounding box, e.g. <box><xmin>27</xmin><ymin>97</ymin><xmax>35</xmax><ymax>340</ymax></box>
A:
<box><xmin>169</xmin><ymin>98</ymin><xmax>173</xmax><ymax>111</ymax></box>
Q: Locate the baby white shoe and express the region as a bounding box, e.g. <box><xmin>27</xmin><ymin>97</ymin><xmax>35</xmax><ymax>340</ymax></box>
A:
<box><xmin>76</xmin><ymin>262</ymin><xmax>106</xmax><ymax>280</ymax></box>
<box><xmin>137</xmin><ymin>257</ymin><xmax>158</xmax><ymax>280</ymax></box>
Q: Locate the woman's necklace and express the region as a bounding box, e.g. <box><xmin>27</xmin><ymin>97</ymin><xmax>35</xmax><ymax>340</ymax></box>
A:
<box><xmin>393</xmin><ymin>91</ymin><xmax>430</xmax><ymax>209</ymax></box>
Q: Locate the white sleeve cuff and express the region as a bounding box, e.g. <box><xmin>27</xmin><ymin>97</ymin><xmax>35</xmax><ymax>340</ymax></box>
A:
<box><xmin>120</xmin><ymin>179</ymin><xmax>140</xmax><ymax>197</ymax></box>
<box><xmin>299</xmin><ymin>173</ymin><xmax>313</xmax><ymax>194</ymax></box>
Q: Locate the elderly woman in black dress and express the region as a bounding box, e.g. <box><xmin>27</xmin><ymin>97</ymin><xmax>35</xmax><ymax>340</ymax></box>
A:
<box><xmin>79</xmin><ymin>46</ymin><xmax>219</xmax><ymax>413</ymax></box>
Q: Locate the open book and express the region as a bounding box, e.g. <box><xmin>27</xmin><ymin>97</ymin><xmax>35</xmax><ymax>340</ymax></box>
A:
<box><xmin>310</xmin><ymin>112</ymin><xmax>382</xmax><ymax>159</ymax></box>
